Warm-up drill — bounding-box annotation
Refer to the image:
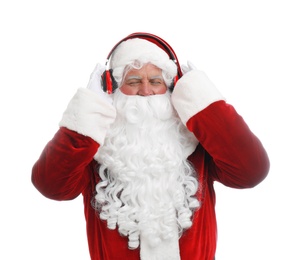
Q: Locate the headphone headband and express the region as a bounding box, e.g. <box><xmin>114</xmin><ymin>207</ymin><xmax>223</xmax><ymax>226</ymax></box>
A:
<box><xmin>103</xmin><ymin>32</ymin><xmax>183</xmax><ymax>93</ymax></box>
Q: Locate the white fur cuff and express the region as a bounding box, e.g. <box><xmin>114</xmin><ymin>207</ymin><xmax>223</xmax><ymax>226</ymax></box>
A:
<box><xmin>59</xmin><ymin>88</ymin><xmax>116</xmax><ymax>146</ymax></box>
<box><xmin>171</xmin><ymin>70</ymin><xmax>225</xmax><ymax>125</ymax></box>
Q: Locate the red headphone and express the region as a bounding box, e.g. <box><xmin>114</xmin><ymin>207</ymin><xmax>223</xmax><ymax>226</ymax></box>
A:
<box><xmin>101</xmin><ymin>32</ymin><xmax>183</xmax><ymax>94</ymax></box>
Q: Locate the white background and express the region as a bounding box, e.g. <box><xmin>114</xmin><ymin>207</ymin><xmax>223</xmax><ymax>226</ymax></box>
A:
<box><xmin>1</xmin><ymin>0</ymin><xmax>297</xmax><ymax>259</ymax></box>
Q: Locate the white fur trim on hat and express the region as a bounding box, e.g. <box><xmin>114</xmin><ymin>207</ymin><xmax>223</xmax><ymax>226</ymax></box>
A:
<box><xmin>171</xmin><ymin>70</ymin><xmax>225</xmax><ymax>125</ymax></box>
<box><xmin>110</xmin><ymin>38</ymin><xmax>177</xmax><ymax>83</ymax></box>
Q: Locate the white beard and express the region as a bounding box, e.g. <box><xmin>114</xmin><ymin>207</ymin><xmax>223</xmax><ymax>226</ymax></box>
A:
<box><xmin>93</xmin><ymin>90</ymin><xmax>200</xmax><ymax>254</ymax></box>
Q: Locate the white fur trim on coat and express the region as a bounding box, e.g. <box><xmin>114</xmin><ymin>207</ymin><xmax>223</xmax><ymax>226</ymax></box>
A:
<box><xmin>59</xmin><ymin>88</ymin><xmax>116</xmax><ymax>146</ymax></box>
<box><xmin>171</xmin><ymin>70</ymin><xmax>225</xmax><ymax>125</ymax></box>
<box><xmin>140</xmin><ymin>225</ymin><xmax>180</xmax><ymax>260</ymax></box>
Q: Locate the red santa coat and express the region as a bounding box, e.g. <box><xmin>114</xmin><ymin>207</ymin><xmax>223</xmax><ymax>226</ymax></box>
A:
<box><xmin>32</xmin><ymin>70</ymin><xmax>269</xmax><ymax>260</ymax></box>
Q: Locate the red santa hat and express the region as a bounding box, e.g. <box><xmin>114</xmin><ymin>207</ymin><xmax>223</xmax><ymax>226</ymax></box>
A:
<box><xmin>110</xmin><ymin>38</ymin><xmax>178</xmax><ymax>86</ymax></box>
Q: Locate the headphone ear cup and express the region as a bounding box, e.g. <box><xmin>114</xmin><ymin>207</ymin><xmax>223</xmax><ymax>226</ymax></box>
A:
<box><xmin>109</xmin><ymin>69</ymin><xmax>118</xmax><ymax>93</ymax></box>
<box><xmin>101</xmin><ymin>69</ymin><xmax>118</xmax><ymax>94</ymax></box>
<box><xmin>101</xmin><ymin>70</ymin><xmax>108</xmax><ymax>93</ymax></box>
<box><xmin>168</xmin><ymin>75</ymin><xmax>178</xmax><ymax>92</ymax></box>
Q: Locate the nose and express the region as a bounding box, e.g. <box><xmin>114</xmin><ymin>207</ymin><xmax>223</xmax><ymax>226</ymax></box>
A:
<box><xmin>138</xmin><ymin>81</ymin><xmax>153</xmax><ymax>96</ymax></box>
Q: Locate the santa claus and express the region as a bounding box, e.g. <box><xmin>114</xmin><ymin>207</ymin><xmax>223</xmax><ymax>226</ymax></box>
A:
<box><xmin>32</xmin><ymin>33</ymin><xmax>270</xmax><ymax>260</ymax></box>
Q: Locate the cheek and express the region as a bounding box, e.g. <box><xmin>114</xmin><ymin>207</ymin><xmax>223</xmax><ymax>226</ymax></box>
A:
<box><xmin>120</xmin><ymin>85</ymin><xmax>137</xmax><ymax>95</ymax></box>
<box><xmin>156</xmin><ymin>85</ymin><xmax>168</xmax><ymax>94</ymax></box>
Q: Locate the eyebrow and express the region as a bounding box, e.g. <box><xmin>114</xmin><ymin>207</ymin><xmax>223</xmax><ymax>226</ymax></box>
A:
<box><xmin>126</xmin><ymin>75</ymin><xmax>164</xmax><ymax>80</ymax></box>
<box><xmin>149</xmin><ymin>75</ymin><xmax>163</xmax><ymax>80</ymax></box>
<box><xmin>126</xmin><ymin>76</ymin><xmax>142</xmax><ymax>80</ymax></box>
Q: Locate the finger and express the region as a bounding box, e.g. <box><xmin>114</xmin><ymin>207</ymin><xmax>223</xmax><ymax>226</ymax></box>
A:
<box><xmin>187</xmin><ymin>60</ymin><xmax>197</xmax><ymax>70</ymax></box>
<box><xmin>181</xmin><ymin>64</ymin><xmax>189</xmax><ymax>74</ymax></box>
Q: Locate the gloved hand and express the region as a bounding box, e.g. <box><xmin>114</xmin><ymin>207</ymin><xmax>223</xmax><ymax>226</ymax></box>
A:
<box><xmin>87</xmin><ymin>63</ymin><xmax>113</xmax><ymax>104</ymax></box>
<box><xmin>181</xmin><ymin>61</ymin><xmax>197</xmax><ymax>75</ymax></box>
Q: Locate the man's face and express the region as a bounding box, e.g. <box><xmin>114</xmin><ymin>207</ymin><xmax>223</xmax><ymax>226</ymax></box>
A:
<box><xmin>120</xmin><ymin>63</ymin><xmax>167</xmax><ymax>96</ymax></box>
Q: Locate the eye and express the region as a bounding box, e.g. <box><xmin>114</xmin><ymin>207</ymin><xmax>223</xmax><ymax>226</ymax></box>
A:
<box><xmin>127</xmin><ymin>79</ymin><xmax>141</xmax><ymax>86</ymax></box>
<box><xmin>150</xmin><ymin>79</ymin><xmax>163</xmax><ymax>85</ymax></box>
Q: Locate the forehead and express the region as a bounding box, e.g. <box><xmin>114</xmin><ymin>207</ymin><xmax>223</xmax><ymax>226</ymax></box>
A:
<box><xmin>125</xmin><ymin>63</ymin><xmax>162</xmax><ymax>77</ymax></box>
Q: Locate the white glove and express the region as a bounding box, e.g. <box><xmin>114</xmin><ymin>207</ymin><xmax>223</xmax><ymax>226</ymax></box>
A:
<box><xmin>181</xmin><ymin>61</ymin><xmax>197</xmax><ymax>75</ymax></box>
<box><xmin>87</xmin><ymin>63</ymin><xmax>113</xmax><ymax>104</ymax></box>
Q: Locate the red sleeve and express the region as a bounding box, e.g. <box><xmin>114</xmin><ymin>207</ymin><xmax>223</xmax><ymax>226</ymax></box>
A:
<box><xmin>187</xmin><ymin>100</ymin><xmax>270</xmax><ymax>188</ymax></box>
<box><xmin>31</xmin><ymin>127</ymin><xmax>100</xmax><ymax>200</ymax></box>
